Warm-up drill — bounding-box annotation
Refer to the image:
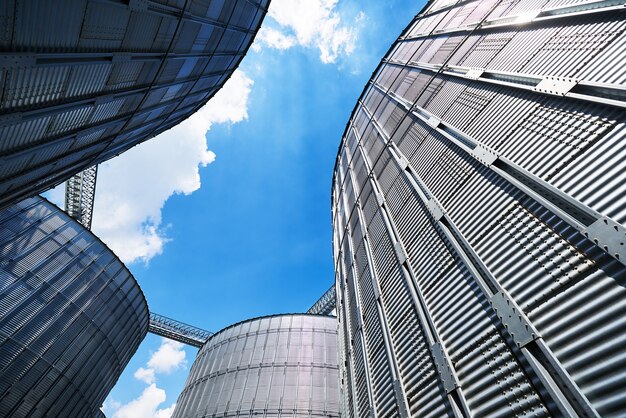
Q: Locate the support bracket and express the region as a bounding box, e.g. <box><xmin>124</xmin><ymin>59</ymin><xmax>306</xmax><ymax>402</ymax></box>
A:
<box><xmin>394</xmin><ymin>241</ymin><xmax>408</xmax><ymax>265</ymax></box>
<box><xmin>432</xmin><ymin>342</ymin><xmax>458</xmax><ymax>393</ymax></box>
<box><xmin>393</xmin><ymin>379</ymin><xmax>410</xmax><ymax>418</ymax></box>
<box><xmin>584</xmin><ymin>217</ymin><xmax>626</xmax><ymax>261</ymax></box>
<box><xmin>426</xmin><ymin>198</ymin><xmax>445</xmax><ymax>221</ymax></box>
<box><xmin>534</xmin><ymin>77</ymin><xmax>578</xmax><ymax>96</ymax></box>
<box><xmin>490</xmin><ymin>291</ymin><xmax>538</xmax><ymax>348</ymax></box>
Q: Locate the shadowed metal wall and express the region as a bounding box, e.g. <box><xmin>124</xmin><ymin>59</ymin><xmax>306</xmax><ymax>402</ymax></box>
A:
<box><xmin>332</xmin><ymin>0</ymin><xmax>626</xmax><ymax>417</ymax></box>
<box><xmin>172</xmin><ymin>314</ymin><xmax>340</xmax><ymax>418</ymax></box>
<box><xmin>0</xmin><ymin>0</ymin><xmax>269</xmax><ymax>209</ymax></box>
<box><xmin>0</xmin><ymin>196</ymin><xmax>149</xmax><ymax>417</ymax></box>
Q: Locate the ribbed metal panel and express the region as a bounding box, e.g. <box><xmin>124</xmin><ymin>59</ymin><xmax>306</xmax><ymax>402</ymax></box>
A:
<box><xmin>0</xmin><ymin>0</ymin><xmax>269</xmax><ymax>209</ymax></box>
<box><xmin>172</xmin><ymin>314</ymin><xmax>339</xmax><ymax>418</ymax></box>
<box><xmin>0</xmin><ymin>196</ymin><xmax>148</xmax><ymax>418</ymax></box>
<box><xmin>337</xmin><ymin>269</ymin><xmax>357</xmax><ymax>418</ymax></box>
<box><xmin>551</xmin><ymin>125</ymin><xmax>626</xmax><ymax>224</ymax></box>
<box><xmin>333</xmin><ymin>0</ymin><xmax>626</xmax><ymax>416</ymax></box>
<box><xmin>348</xmin><ymin>135</ymin><xmax>451</xmax><ymax>418</ymax></box>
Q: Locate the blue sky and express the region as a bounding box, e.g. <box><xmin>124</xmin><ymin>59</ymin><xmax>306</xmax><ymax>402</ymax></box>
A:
<box><xmin>51</xmin><ymin>1</ymin><xmax>425</xmax><ymax>416</ymax></box>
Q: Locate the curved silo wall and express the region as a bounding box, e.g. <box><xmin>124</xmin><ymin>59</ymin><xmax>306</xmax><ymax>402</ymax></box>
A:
<box><xmin>173</xmin><ymin>314</ymin><xmax>340</xmax><ymax>418</ymax></box>
<box><xmin>0</xmin><ymin>196</ymin><xmax>149</xmax><ymax>417</ymax></box>
<box><xmin>332</xmin><ymin>0</ymin><xmax>626</xmax><ymax>416</ymax></box>
<box><xmin>0</xmin><ymin>0</ymin><xmax>269</xmax><ymax>208</ymax></box>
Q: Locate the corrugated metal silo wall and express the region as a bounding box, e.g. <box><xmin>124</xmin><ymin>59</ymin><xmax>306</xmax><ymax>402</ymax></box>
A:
<box><xmin>0</xmin><ymin>196</ymin><xmax>149</xmax><ymax>417</ymax></box>
<box><xmin>0</xmin><ymin>0</ymin><xmax>269</xmax><ymax>209</ymax></box>
<box><xmin>332</xmin><ymin>0</ymin><xmax>626</xmax><ymax>416</ymax></box>
<box><xmin>172</xmin><ymin>314</ymin><xmax>340</xmax><ymax>418</ymax></box>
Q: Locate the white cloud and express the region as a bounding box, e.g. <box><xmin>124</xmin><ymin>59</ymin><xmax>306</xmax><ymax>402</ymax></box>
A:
<box><xmin>104</xmin><ymin>400</ymin><xmax>122</xmax><ymax>413</ymax></box>
<box><xmin>255</xmin><ymin>0</ymin><xmax>363</xmax><ymax>63</ymax></box>
<box><xmin>254</xmin><ymin>26</ymin><xmax>297</xmax><ymax>51</ymax></box>
<box><xmin>109</xmin><ymin>338</ymin><xmax>186</xmax><ymax>418</ymax></box>
<box><xmin>134</xmin><ymin>367</ymin><xmax>156</xmax><ymax>385</ymax></box>
<box><xmin>155</xmin><ymin>404</ymin><xmax>176</xmax><ymax>418</ymax></box>
<box><xmin>89</xmin><ymin>70</ymin><xmax>253</xmax><ymax>264</ymax></box>
<box><xmin>112</xmin><ymin>384</ymin><xmax>174</xmax><ymax>418</ymax></box>
<box><xmin>147</xmin><ymin>339</ymin><xmax>187</xmax><ymax>374</ymax></box>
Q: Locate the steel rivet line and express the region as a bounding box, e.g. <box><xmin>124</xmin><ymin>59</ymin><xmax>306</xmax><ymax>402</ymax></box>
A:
<box><xmin>336</xmin><ymin>272</ymin><xmax>360</xmax><ymax>418</ymax></box>
<box><xmin>334</xmin><ymin>157</ymin><xmax>375</xmax><ymax>418</ymax></box>
<box><xmin>0</xmin><ymin>68</ymin><xmax>236</xmax><ymax>127</ymax></box>
<box><xmin>342</xmin><ymin>182</ymin><xmax>402</xmax><ymax>416</ymax></box>
<box><xmin>337</xmin><ymin>252</ymin><xmax>378</xmax><ymax>418</ymax></box>
<box><xmin>101</xmin><ymin>0</ymin><xmax>257</xmax><ymax>35</ymax></box>
<box><xmin>350</xmin><ymin>120</ymin><xmax>472</xmax><ymax>418</ymax></box>
<box><xmin>0</xmin><ymin>109</ymin><xmax>173</xmax><ymax>210</ymax></box>
<box><xmin>347</xmin><ymin>125</ymin><xmax>471</xmax><ymax>417</ymax></box>
<box><xmin>0</xmin><ymin>93</ymin><xmax>205</xmax><ymax>168</ymax></box>
<box><xmin>0</xmin><ymin>51</ymin><xmax>245</xmax><ymax>69</ymax></box>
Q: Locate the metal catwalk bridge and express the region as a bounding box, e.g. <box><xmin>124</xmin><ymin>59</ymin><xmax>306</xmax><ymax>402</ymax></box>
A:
<box><xmin>148</xmin><ymin>313</ymin><xmax>213</xmax><ymax>348</ymax></box>
<box><xmin>307</xmin><ymin>285</ymin><xmax>336</xmax><ymax>315</ymax></box>
<box><xmin>64</xmin><ymin>165</ymin><xmax>98</xmax><ymax>229</ymax></box>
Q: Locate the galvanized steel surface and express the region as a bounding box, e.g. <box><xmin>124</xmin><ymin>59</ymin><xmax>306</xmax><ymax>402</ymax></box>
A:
<box><xmin>172</xmin><ymin>314</ymin><xmax>340</xmax><ymax>418</ymax></box>
<box><xmin>0</xmin><ymin>0</ymin><xmax>269</xmax><ymax>209</ymax></box>
<box><xmin>0</xmin><ymin>196</ymin><xmax>149</xmax><ymax>417</ymax></box>
<box><xmin>332</xmin><ymin>0</ymin><xmax>626</xmax><ymax>416</ymax></box>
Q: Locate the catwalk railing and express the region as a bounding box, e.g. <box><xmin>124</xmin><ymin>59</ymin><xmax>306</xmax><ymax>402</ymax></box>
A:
<box><xmin>307</xmin><ymin>285</ymin><xmax>336</xmax><ymax>315</ymax></box>
<box><xmin>148</xmin><ymin>313</ymin><xmax>213</xmax><ymax>348</ymax></box>
<box><xmin>64</xmin><ymin>165</ymin><xmax>98</xmax><ymax>229</ymax></box>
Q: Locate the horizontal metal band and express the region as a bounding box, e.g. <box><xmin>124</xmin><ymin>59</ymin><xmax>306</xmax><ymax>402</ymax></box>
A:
<box><xmin>385</xmin><ymin>60</ymin><xmax>626</xmax><ymax>108</ymax></box>
<box><xmin>402</xmin><ymin>0</ymin><xmax>626</xmax><ymax>41</ymax></box>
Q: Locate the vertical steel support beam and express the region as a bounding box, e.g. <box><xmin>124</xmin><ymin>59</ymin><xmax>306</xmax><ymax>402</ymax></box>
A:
<box><xmin>336</xmin><ymin>159</ymin><xmax>380</xmax><ymax>418</ymax></box>
<box><xmin>342</xmin><ymin>144</ymin><xmax>412</xmax><ymax>418</ymax></box>
<box><xmin>350</xmin><ymin>122</ymin><xmax>472</xmax><ymax>418</ymax></box>
<box><xmin>334</xmin><ymin>167</ymin><xmax>361</xmax><ymax>418</ymax></box>
<box><xmin>337</xmin><ymin>265</ymin><xmax>372</xmax><ymax>418</ymax></box>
